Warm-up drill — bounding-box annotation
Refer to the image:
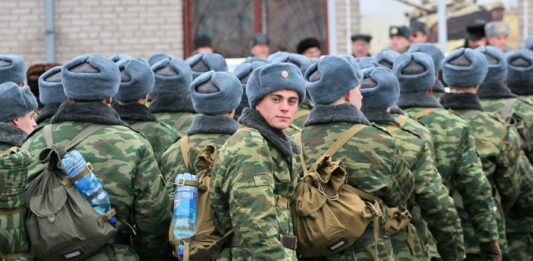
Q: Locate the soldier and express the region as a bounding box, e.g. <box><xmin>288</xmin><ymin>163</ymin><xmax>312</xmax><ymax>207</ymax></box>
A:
<box><xmin>298</xmin><ymin>56</ymin><xmax>414</xmax><ymax>260</ymax></box>
<box><xmin>22</xmin><ymin>54</ymin><xmax>170</xmax><ymax>260</ymax></box>
<box><xmin>268</xmin><ymin>52</ymin><xmax>312</xmax><ymax>129</ymax></box>
<box><xmin>393</xmin><ymin>52</ymin><xmax>501</xmax><ymax>260</ymax></box>
<box><xmin>388</xmin><ymin>25</ymin><xmax>411</xmax><ymax>53</ymax></box>
<box><xmin>356</xmin><ymin>56</ymin><xmax>382</xmax><ymax>70</ymax></box>
<box><xmin>186</xmin><ymin>53</ymin><xmax>228</xmax><ymax>80</ymax></box>
<box><xmin>440</xmin><ymin>48</ymin><xmax>522</xmax><ymax>260</ymax></box>
<box><xmin>374</xmin><ymin>48</ymin><xmax>400</xmax><ymax>70</ymax></box>
<box><xmin>360</xmin><ymin>67</ymin><xmax>465</xmax><ymax>261</ymax></box>
<box><xmin>192</xmin><ymin>33</ymin><xmax>214</xmax><ymax>55</ymax></box>
<box><xmin>485</xmin><ymin>21</ymin><xmax>510</xmax><ymax>52</ymax></box>
<box><xmin>161</xmin><ymin>70</ymin><xmax>241</xmax><ymax>200</ymax></box>
<box><xmin>507</xmin><ymin>49</ymin><xmax>533</xmax><ymax>102</ymax></box>
<box><xmin>0</xmin><ymin>54</ymin><xmax>26</xmax><ymax>86</ymax></box>
<box><xmin>149</xmin><ymin>56</ymin><xmax>195</xmax><ymax>136</ymax></box>
<box><xmin>477</xmin><ymin>46</ymin><xmax>533</xmax><ymax>164</ymax></box>
<box><xmin>210</xmin><ymin>63</ymin><xmax>305</xmax><ymax>260</ymax></box>
<box><xmin>296</xmin><ymin>37</ymin><xmax>322</xmax><ymax>59</ymax></box>
<box><xmin>249</xmin><ymin>33</ymin><xmax>270</xmax><ymax>59</ymax></box>
<box><xmin>26</xmin><ymin>63</ymin><xmax>61</xmax><ymax>107</ymax></box>
<box><xmin>351</xmin><ymin>33</ymin><xmax>372</xmax><ymax>58</ymax></box>
<box><xmin>463</xmin><ymin>21</ymin><xmax>487</xmax><ymax>49</ymax></box>
<box><xmin>112</xmin><ymin>57</ymin><xmax>178</xmax><ymax>164</ymax></box>
<box><xmin>233</xmin><ymin>57</ymin><xmax>268</xmax><ymax>119</ymax></box>
<box><xmin>0</xmin><ymin>82</ymin><xmax>37</xmax><ymax>261</ymax></box>
<box><xmin>35</xmin><ymin>66</ymin><xmax>66</xmax><ymax>127</ymax></box>
<box><xmin>408</xmin><ymin>43</ymin><xmax>446</xmax><ymax>99</ymax></box>
<box><xmin>409</xmin><ymin>20</ymin><xmax>428</xmax><ymax>43</ymax></box>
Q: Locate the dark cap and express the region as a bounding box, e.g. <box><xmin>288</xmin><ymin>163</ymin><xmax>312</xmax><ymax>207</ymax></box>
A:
<box><xmin>193</xmin><ymin>33</ymin><xmax>212</xmax><ymax>49</ymax></box>
<box><xmin>297</xmin><ymin>37</ymin><xmax>321</xmax><ymax>54</ymax></box>
<box><xmin>250</xmin><ymin>33</ymin><xmax>269</xmax><ymax>47</ymax></box>
<box><xmin>389</xmin><ymin>26</ymin><xmax>411</xmax><ymax>39</ymax></box>
<box><xmin>351</xmin><ymin>34</ymin><xmax>372</xmax><ymax>43</ymax></box>
<box><xmin>465</xmin><ymin>20</ymin><xmax>486</xmax><ymax>40</ymax></box>
<box><xmin>410</xmin><ymin>20</ymin><xmax>427</xmax><ymax>34</ymax></box>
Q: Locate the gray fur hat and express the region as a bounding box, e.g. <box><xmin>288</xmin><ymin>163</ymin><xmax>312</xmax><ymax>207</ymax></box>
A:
<box><xmin>246</xmin><ymin>63</ymin><xmax>305</xmax><ymax>108</ymax></box>
<box><xmin>148</xmin><ymin>52</ymin><xmax>174</xmax><ymax>66</ymax></box>
<box><xmin>190</xmin><ymin>71</ymin><xmax>242</xmax><ymax>115</ymax></box>
<box><xmin>485</xmin><ymin>21</ymin><xmax>510</xmax><ymax>37</ymax></box>
<box><xmin>355</xmin><ymin>57</ymin><xmax>382</xmax><ymax>70</ymax></box>
<box><xmin>116</xmin><ymin>58</ymin><xmax>155</xmax><ymax>102</ymax></box>
<box><xmin>305</xmin><ymin>56</ymin><xmax>363</xmax><ymax>105</ymax></box>
<box><xmin>151</xmin><ymin>57</ymin><xmax>192</xmax><ymax>95</ymax></box>
<box><xmin>506</xmin><ymin>49</ymin><xmax>533</xmax><ymax>84</ymax></box>
<box><xmin>38</xmin><ymin>65</ymin><xmax>66</xmax><ymax>105</ymax></box>
<box><xmin>234</xmin><ymin>59</ymin><xmax>268</xmax><ymax>85</ymax></box>
<box><xmin>442</xmin><ymin>48</ymin><xmax>488</xmax><ymax>87</ymax></box>
<box><xmin>0</xmin><ymin>54</ymin><xmax>25</xmax><ymax>85</ymax></box>
<box><xmin>0</xmin><ymin>83</ymin><xmax>38</xmax><ymax>122</ymax></box>
<box><xmin>342</xmin><ymin>56</ymin><xmax>365</xmax><ymax>81</ymax></box>
<box><xmin>393</xmin><ymin>52</ymin><xmax>435</xmax><ymax>93</ymax></box>
<box><xmin>476</xmin><ymin>46</ymin><xmax>507</xmax><ymax>83</ymax></box>
<box><xmin>408</xmin><ymin>43</ymin><xmax>444</xmax><ymax>72</ymax></box>
<box><xmin>361</xmin><ymin>67</ymin><xmax>400</xmax><ymax>109</ymax></box>
<box><xmin>374</xmin><ymin>49</ymin><xmax>400</xmax><ymax>69</ymax></box>
<box><xmin>110</xmin><ymin>53</ymin><xmax>133</xmax><ymax>64</ymax></box>
<box><xmin>267</xmin><ymin>51</ymin><xmax>311</xmax><ymax>74</ymax></box>
<box><xmin>62</xmin><ymin>54</ymin><xmax>120</xmax><ymax>100</ymax></box>
<box><xmin>186</xmin><ymin>53</ymin><xmax>228</xmax><ymax>79</ymax></box>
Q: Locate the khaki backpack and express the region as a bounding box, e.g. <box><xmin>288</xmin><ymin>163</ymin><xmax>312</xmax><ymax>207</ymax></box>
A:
<box><xmin>293</xmin><ymin>125</ymin><xmax>383</xmax><ymax>258</ymax></box>
<box><xmin>25</xmin><ymin>124</ymin><xmax>118</xmax><ymax>261</ymax></box>
<box><xmin>168</xmin><ymin>136</ymin><xmax>233</xmax><ymax>261</ymax></box>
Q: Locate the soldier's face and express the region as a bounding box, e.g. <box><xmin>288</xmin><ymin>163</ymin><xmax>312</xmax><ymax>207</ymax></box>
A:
<box><xmin>255</xmin><ymin>90</ymin><xmax>299</xmax><ymax>130</ymax></box>
<box><xmin>352</xmin><ymin>40</ymin><xmax>370</xmax><ymax>58</ymax></box>
<box><xmin>251</xmin><ymin>44</ymin><xmax>270</xmax><ymax>59</ymax></box>
<box><xmin>390</xmin><ymin>36</ymin><xmax>410</xmax><ymax>53</ymax></box>
<box><xmin>488</xmin><ymin>35</ymin><xmax>508</xmax><ymax>50</ymax></box>
<box><xmin>11</xmin><ymin>111</ymin><xmax>37</xmax><ymax>135</ymax></box>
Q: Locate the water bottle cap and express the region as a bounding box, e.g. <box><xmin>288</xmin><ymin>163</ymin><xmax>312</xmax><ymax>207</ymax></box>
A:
<box><xmin>109</xmin><ymin>216</ymin><xmax>117</xmax><ymax>225</ymax></box>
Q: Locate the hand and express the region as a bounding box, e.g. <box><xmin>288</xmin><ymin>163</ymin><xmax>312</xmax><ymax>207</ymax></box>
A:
<box><xmin>479</xmin><ymin>240</ymin><xmax>502</xmax><ymax>261</ymax></box>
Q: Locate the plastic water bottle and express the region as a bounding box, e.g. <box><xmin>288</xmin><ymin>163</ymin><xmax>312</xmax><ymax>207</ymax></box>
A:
<box><xmin>172</xmin><ymin>173</ymin><xmax>197</xmax><ymax>240</ymax></box>
<box><xmin>61</xmin><ymin>150</ymin><xmax>117</xmax><ymax>225</ymax></box>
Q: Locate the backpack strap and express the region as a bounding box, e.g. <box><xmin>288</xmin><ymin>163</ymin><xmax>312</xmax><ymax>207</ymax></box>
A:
<box><xmin>179</xmin><ymin>135</ymin><xmax>191</xmax><ymax>170</ymax></box>
<box><xmin>130</xmin><ymin>121</ymin><xmax>152</xmax><ymax>131</ymax></box>
<box><xmin>395</xmin><ymin>114</ymin><xmax>408</xmax><ymax>128</ymax></box>
<box><xmin>501</xmin><ymin>98</ymin><xmax>516</xmax><ymax>124</ymax></box>
<box><xmin>414</xmin><ymin>107</ymin><xmax>437</xmax><ymax>120</ymax></box>
<box><xmin>174</xmin><ymin>113</ymin><xmax>191</xmax><ymax>132</ymax></box>
<box><xmin>294</xmin><ymin>132</ymin><xmax>308</xmax><ymax>176</ymax></box>
<box><xmin>294</xmin><ymin>110</ymin><xmax>310</xmax><ymax>123</ymax></box>
<box><xmin>296</xmin><ymin>124</ymin><xmax>366</xmax><ymax>175</ymax></box>
<box><xmin>65</xmin><ymin>125</ymin><xmax>105</xmax><ymax>151</ymax></box>
<box><xmin>43</xmin><ymin>124</ymin><xmax>55</xmax><ymax>149</ymax></box>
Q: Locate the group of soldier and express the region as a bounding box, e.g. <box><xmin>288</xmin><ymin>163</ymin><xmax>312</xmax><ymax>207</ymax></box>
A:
<box><xmin>1</xmin><ymin>25</ymin><xmax>533</xmax><ymax>261</ymax></box>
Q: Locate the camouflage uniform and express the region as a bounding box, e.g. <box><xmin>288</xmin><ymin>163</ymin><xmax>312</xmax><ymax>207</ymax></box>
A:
<box><xmin>291</xmin><ymin>102</ymin><xmax>313</xmax><ymax>128</ymax></box>
<box><xmin>22</xmin><ymin>102</ymin><xmax>170</xmax><ymax>260</ymax></box>
<box><xmin>298</xmin><ymin>104</ymin><xmax>415</xmax><ymax>261</ymax></box>
<box><xmin>381</xmin><ymin>111</ymin><xmax>465</xmax><ymax>261</ymax></box>
<box><xmin>210</xmin><ymin>109</ymin><xmax>299</xmax><ymax>261</ymax></box>
<box><xmin>441</xmin><ymin>92</ymin><xmax>522</xmax><ymax>259</ymax></box>
<box><xmin>114</xmin><ymin>103</ymin><xmax>179</xmax><ymax>164</ymax></box>
<box><xmin>150</xmin><ymin>95</ymin><xmax>196</xmax><ymax>136</ymax></box>
<box><xmin>0</xmin><ymin>123</ymin><xmax>32</xmax><ymax>261</ymax></box>
<box><xmin>398</xmin><ymin>93</ymin><xmax>499</xmax><ymax>259</ymax></box>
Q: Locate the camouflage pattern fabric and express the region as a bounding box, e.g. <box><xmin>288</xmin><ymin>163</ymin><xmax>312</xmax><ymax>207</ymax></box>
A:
<box><xmin>154</xmin><ymin>112</ymin><xmax>196</xmax><ymax>136</ymax></box>
<box><xmin>297</xmin><ymin>120</ymin><xmax>414</xmax><ymax>260</ymax></box>
<box><xmin>0</xmin><ymin>145</ymin><xmax>32</xmax><ymax>261</ymax></box>
<box><xmin>403</xmin><ymin>107</ymin><xmax>499</xmax><ymax>251</ymax></box>
<box><xmin>291</xmin><ymin>103</ymin><xmax>312</xmax><ymax>128</ymax></box>
<box><xmin>22</xmin><ymin>122</ymin><xmax>170</xmax><ymax>260</ymax></box>
<box><xmin>385</xmin><ymin>113</ymin><xmax>465</xmax><ymax>261</ymax></box>
<box><xmin>126</xmin><ymin>119</ymin><xmax>179</xmax><ymax>165</ymax></box>
<box><xmin>210</xmin><ymin>126</ymin><xmax>299</xmax><ymax>261</ymax></box>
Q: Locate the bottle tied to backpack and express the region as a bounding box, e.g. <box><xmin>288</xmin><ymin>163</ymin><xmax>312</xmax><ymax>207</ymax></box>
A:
<box><xmin>173</xmin><ymin>173</ymin><xmax>198</xmax><ymax>240</ymax></box>
<box><xmin>61</xmin><ymin>150</ymin><xmax>117</xmax><ymax>224</ymax></box>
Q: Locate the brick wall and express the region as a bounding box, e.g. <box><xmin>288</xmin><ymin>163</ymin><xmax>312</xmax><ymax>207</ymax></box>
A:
<box><xmin>0</xmin><ymin>0</ymin><xmax>184</xmax><ymax>66</ymax></box>
<box><xmin>518</xmin><ymin>0</ymin><xmax>533</xmax><ymax>41</ymax></box>
<box><xmin>334</xmin><ymin>0</ymin><xmax>360</xmax><ymax>55</ymax></box>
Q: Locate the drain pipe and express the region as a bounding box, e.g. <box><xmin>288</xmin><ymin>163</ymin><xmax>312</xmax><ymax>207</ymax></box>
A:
<box><xmin>45</xmin><ymin>0</ymin><xmax>56</xmax><ymax>63</ymax></box>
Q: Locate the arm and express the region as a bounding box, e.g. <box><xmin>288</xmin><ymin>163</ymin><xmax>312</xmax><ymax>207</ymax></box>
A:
<box><xmin>493</xmin><ymin>125</ymin><xmax>521</xmax><ymax>211</ymax></box>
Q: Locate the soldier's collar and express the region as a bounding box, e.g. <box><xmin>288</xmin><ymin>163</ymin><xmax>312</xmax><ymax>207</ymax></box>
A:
<box><xmin>187</xmin><ymin>114</ymin><xmax>239</xmax><ymax>135</ymax></box>
<box><xmin>36</xmin><ymin>103</ymin><xmax>62</xmax><ymax>124</ymax></box>
<box><xmin>113</xmin><ymin>103</ymin><xmax>158</xmax><ymax>123</ymax></box>
<box><xmin>478</xmin><ymin>81</ymin><xmax>517</xmax><ymax>99</ymax></box>
<box><xmin>51</xmin><ymin>101</ymin><xmax>127</xmax><ymax>126</ymax></box>
<box><xmin>0</xmin><ymin>122</ymin><xmax>27</xmax><ymax>147</ymax></box>
<box><xmin>361</xmin><ymin>109</ymin><xmax>397</xmax><ymax>125</ymax></box>
<box><xmin>397</xmin><ymin>92</ymin><xmax>443</xmax><ymax>109</ymax></box>
<box><xmin>304</xmin><ymin>103</ymin><xmax>370</xmax><ymax>127</ymax></box>
<box><xmin>440</xmin><ymin>93</ymin><xmax>483</xmax><ymax>111</ymax></box>
<box><xmin>149</xmin><ymin>93</ymin><xmax>195</xmax><ymax>114</ymax></box>
<box><xmin>507</xmin><ymin>81</ymin><xmax>533</xmax><ymax>96</ymax></box>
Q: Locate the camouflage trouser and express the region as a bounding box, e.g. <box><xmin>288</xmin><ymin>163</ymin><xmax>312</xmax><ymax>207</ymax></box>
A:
<box><xmin>389</xmin><ymin>224</ymin><xmax>428</xmax><ymax>261</ymax></box>
<box><xmin>84</xmin><ymin>244</ymin><xmax>139</xmax><ymax>261</ymax></box>
<box><xmin>506</xmin><ymin>232</ymin><xmax>533</xmax><ymax>261</ymax></box>
<box><xmin>0</xmin><ymin>209</ymin><xmax>31</xmax><ymax>261</ymax></box>
<box><xmin>296</xmin><ymin>237</ymin><xmax>394</xmax><ymax>261</ymax></box>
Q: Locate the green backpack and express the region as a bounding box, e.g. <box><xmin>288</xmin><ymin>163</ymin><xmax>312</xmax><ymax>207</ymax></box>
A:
<box><xmin>25</xmin><ymin>125</ymin><xmax>117</xmax><ymax>260</ymax></box>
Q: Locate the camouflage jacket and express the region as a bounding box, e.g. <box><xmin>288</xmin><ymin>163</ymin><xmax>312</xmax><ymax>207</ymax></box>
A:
<box><xmin>0</xmin><ymin>123</ymin><xmax>32</xmax><ymax>260</ymax></box>
<box><xmin>373</xmin><ymin>110</ymin><xmax>465</xmax><ymax>260</ymax></box>
<box><xmin>149</xmin><ymin>94</ymin><xmax>196</xmax><ymax>136</ymax></box>
<box><xmin>160</xmin><ymin>114</ymin><xmax>239</xmax><ymax>201</ymax></box>
<box><xmin>22</xmin><ymin>102</ymin><xmax>170</xmax><ymax>260</ymax></box>
<box><xmin>210</xmin><ymin>108</ymin><xmax>299</xmax><ymax>261</ymax></box>
<box><xmin>35</xmin><ymin>103</ymin><xmax>61</xmax><ymax>129</ymax></box>
<box><xmin>291</xmin><ymin>101</ymin><xmax>313</xmax><ymax>128</ymax></box>
<box><xmin>399</xmin><ymin>92</ymin><xmax>499</xmax><ymax>244</ymax></box>
<box><xmin>114</xmin><ymin>103</ymin><xmax>179</xmax><ymax>164</ymax></box>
